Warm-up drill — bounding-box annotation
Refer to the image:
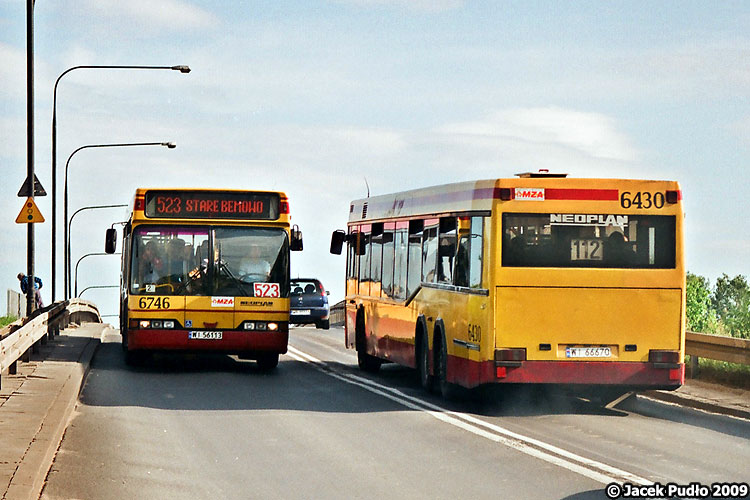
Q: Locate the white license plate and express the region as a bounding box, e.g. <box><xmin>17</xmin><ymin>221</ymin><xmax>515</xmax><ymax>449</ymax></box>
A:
<box><xmin>565</xmin><ymin>347</ymin><xmax>611</xmax><ymax>358</ymax></box>
<box><xmin>291</xmin><ymin>310</ymin><xmax>310</xmax><ymax>315</ymax></box>
<box><xmin>188</xmin><ymin>331</ymin><xmax>222</xmax><ymax>340</ymax></box>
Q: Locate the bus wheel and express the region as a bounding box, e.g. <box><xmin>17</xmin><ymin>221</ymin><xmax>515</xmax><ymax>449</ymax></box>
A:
<box><xmin>357</xmin><ymin>348</ymin><xmax>382</xmax><ymax>373</ymax></box>
<box><xmin>417</xmin><ymin>329</ymin><xmax>434</xmax><ymax>392</ymax></box>
<box><xmin>124</xmin><ymin>349</ymin><xmax>144</xmax><ymax>367</ymax></box>
<box><xmin>257</xmin><ymin>353</ymin><xmax>279</xmax><ymax>371</ymax></box>
<box><xmin>435</xmin><ymin>331</ymin><xmax>458</xmax><ymax>399</ymax></box>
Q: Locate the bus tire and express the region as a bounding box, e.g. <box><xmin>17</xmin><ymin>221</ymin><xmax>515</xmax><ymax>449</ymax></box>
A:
<box><xmin>124</xmin><ymin>349</ymin><xmax>144</xmax><ymax>367</ymax></box>
<box><xmin>356</xmin><ymin>309</ymin><xmax>381</xmax><ymax>373</ymax></box>
<box><xmin>257</xmin><ymin>353</ymin><xmax>279</xmax><ymax>371</ymax></box>
<box><xmin>435</xmin><ymin>328</ymin><xmax>459</xmax><ymax>400</ymax></box>
<box><xmin>416</xmin><ymin>324</ymin><xmax>434</xmax><ymax>392</ymax></box>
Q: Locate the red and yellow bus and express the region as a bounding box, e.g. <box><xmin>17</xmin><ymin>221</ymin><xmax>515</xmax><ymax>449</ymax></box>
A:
<box><xmin>106</xmin><ymin>188</ymin><xmax>303</xmax><ymax>369</ymax></box>
<box><xmin>331</xmin><ymin>172</ymin><xmax>685</xmax><ymax>399</ymax></box>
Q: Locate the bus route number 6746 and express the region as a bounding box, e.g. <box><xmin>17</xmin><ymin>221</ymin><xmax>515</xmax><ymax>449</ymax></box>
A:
<box><xmin>139</xmin><ymin>297</ymin><xmax>170</xmax><ymax>309</ymax></box>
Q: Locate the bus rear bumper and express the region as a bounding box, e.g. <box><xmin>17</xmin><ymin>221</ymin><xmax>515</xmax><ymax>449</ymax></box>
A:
<box><xmin>449</xmin><ymin>357</ymin><xmax>684</xmax><ymax>390</ymax></box>
<box><xmin>127</xmin><ymin>329</ymin><xmax>289</xmax><ymax>354</ymax></box>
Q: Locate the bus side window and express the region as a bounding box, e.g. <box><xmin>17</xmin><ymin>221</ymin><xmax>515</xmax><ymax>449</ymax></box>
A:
<box><xmin>381</xmin><ymin>223</ymin><xmax>395</xmax><ymax>297</ymax></box>
<box><xmin>454</xmin><ymin>218</ymin><xmax>471</xmax><ymax>288</ymax></box>
<box><xmin>393</xmin><ymin>225</ymin><xmax>408</xmax><ymax>300</ymax></box>
<box><xmin>359</xmin><ymin>229</ymin><xmax>371</xmax><ymax>296</ymax></box>
<box><xmin>370</xmin><ymin>224</ymin><xmax>384</xmax><ymax>298</ymax></box>
<box><xmin>406</xmin><ymin>219</ymin><xmax>424</xmax><ymax>297</ymax></box>
<box><xmin>469</xmin><ymin>216</ymin><xmax>484</xmax><ymax>288</ymax></box>
<box><xmin>438</xmin><ymin>217</ymin><xmax>457</xmax><ymax>284</ymax></box>
<box><xmin>422</xmin><ymin>221</ymin><xmax>438</xmax><ymax>283</ymax></box>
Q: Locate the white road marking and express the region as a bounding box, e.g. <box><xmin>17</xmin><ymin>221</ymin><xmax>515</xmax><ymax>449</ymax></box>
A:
<box><xmin>287</xmin><ymin>345</ymin><xmax>651</xmax><ymax>486</ymax></box>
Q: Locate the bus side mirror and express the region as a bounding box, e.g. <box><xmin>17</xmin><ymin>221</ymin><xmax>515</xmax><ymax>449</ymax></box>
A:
<box><xmin>105</xmin><ymin>228</ymin><xmax>117</xmax><ymax>254</ymax></box>
<box><xmin>291</xmin><ymin>225</ymin><xmax>303</xmax><ymax>251</ymax></box>
<box><xmin>330</xmin><ymin>230</ymin><xmax>346</xmax><ymax>255</ymax></box>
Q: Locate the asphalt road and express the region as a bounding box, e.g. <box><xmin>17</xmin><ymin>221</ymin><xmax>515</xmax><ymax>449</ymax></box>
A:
<box><xmin>41</xmin><ymin>326</ymin><xmax>750</xmax><ymax>500</ymax></box>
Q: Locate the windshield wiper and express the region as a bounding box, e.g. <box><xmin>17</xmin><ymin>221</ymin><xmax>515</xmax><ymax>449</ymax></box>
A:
<box><xmin>218</xmin><ymin>261</ymin><xmax>251</xmax><ymax>296</ymax></box>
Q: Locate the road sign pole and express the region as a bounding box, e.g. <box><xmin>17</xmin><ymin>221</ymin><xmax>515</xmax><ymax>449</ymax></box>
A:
<box><xmin>26</xmin><ymin>0</ymin><xmax>34</xmax><ymax>316</ymax></box>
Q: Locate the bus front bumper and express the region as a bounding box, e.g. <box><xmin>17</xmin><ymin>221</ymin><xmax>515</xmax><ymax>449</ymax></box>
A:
<box><xmin>127</xmin><ymin>328</ymin><xmax>289</xmax><ymax>354</ymax></box>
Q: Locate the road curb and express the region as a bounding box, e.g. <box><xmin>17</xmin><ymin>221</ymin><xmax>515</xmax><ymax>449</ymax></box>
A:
<box><xmin>641</xmin><ymin>389</ymin><xmax>750</xmax><ymax>421</ymax></box>
<box><xmin>4</xmin><ymin>333</ymin><xmax>101</xmax><ymax>500</ymax></box>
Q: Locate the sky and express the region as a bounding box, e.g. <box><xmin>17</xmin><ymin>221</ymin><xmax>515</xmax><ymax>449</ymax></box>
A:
<box><xmin>1</xmin><ymin>0</ymin><xmax>748</xmax><ymax>319</ymax></box>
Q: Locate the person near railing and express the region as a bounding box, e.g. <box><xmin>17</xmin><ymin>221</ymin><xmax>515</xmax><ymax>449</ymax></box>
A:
<box><xmin>17</xmin><ymin>272</ymin><xmax>44</xmax><ymax>309</ymax></box>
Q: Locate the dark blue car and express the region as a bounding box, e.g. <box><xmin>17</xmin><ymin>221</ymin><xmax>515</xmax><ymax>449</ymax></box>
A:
<box><xmin>290</xmin><ymin>279</ymin><xmax>330</xmax><ymax>329</ymax></box>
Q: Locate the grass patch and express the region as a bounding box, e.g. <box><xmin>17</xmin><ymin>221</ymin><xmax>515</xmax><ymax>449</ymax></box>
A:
<box><xmin>0</xmin><ymin>315</ymin><xmax>19</xmax><ymax>328</ymax></box>
<box><xmin>687</xmin><ymin>356</ymin><xmax>750</xmax><ymax>389</ymax></box>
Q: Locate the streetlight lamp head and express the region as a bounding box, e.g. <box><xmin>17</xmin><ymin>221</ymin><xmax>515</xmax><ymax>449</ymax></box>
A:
<box><xmin>171</xmin><ymin>65</ymin><xmax>191</xmax><ymax>73</ymax></box>
<box><xmin>163</xmin><ymin>142</ymin><xmax>177</xmax><ymax>149</ymax></box>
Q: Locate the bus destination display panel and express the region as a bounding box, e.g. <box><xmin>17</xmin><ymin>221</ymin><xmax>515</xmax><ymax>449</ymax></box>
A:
<box><xmin>144</xmin><ymin>191</ymin><xmax>280</xmax><ymax>220</ymax></box>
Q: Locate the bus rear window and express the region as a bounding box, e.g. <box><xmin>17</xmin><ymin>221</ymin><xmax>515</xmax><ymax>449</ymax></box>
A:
<box><xmin>502</xmin><ymin>213</ymin><xmax>676</xmax><ymax>269</ymax></box>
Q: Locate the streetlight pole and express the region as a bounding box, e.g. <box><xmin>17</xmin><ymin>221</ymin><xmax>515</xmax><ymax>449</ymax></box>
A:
<box><xmin>68</xmin><ymin>204</ymin><xmax>128</xmax><ymax>298</ymax></box>
<box><xmin>63</xmin><ymin>142</ymin><xmax>175</xmax><ymax>299</ymax></box>
<box><xmin>51</xmin><ymin>64</ymin><xmax>190</xmax><ymax>303</ymax></box>
<box><xmin>74</xmin><ymin>252</ymin><xmax>120</xmax><ymax>298</ymax></box>
<box><xmin>78</xmin><ymin>285</ymin><xmax>119</xmax><ymax>299</ymax></box>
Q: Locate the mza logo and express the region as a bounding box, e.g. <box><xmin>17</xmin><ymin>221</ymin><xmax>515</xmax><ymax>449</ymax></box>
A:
<box><xmin>514</xmin><ymin>188</ymin><xmax>545</xmax><ymax>201</ymax></box>
<box><xmin>211</xmin><ymin>296</ymin><xmax>234</xmax><ymax>307</ymax></box>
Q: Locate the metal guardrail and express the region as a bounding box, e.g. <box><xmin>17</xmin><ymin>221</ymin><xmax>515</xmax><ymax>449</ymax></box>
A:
<box><xmin>686</xmin><ymin>330</ymin><xmax>750</xmax><ymax>367</ymax></box>
<box><xmin>329</xmin><ymin>300</ymin><xmax>345</xmax><ymax>326</ymax></box>
<box><xmin>0</xmin><ymin>299</ymin><xmax>101</xmax><ymax>389</ymax></box>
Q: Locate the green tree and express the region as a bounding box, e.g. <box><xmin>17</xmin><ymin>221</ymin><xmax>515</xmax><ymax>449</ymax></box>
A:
<box><xmin>686</xmin><ymin>272</ymin><xmax>714</xmax><ymax>332</ymax></box>
<box><xmin>712</xmin><ymin>274</ymin><xmax>750</xmax><ymax>339</ymax></box>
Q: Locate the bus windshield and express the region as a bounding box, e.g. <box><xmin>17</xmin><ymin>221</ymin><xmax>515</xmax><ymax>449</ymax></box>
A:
<box><xmin>502</xmin><ymin>213</ymin><xmax>676</xmax><ymax>269</ymax></box>
<box><xmin>130</xmin><ymin>225</ymin><xmax>289</xmax><ymax>296</ymax></box>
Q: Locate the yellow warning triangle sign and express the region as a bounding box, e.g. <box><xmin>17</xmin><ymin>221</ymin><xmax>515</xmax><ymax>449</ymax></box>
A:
<box><xmin>15</xmin><ymin>197</ymin><xmax>45</xmax><ymax>224</ymax></box>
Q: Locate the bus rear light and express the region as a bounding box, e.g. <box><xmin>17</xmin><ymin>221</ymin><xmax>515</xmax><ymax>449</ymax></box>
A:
<box><xmin>666</xmin><ymin>190</ymin><xmax>681</xmax><ymax>204</ymax></box>
<box><xmin>649</xmin><ymin>349</ymin><xmax>680</xmax><ymax>364</ymax></box>
<box><xmin>499</xmin><ymin>188</ymin><xmax>512</xmax><ymax>201</ymax></box>
<box><xmin>134</xmin><ymin>198</ymin><xmax>144</xmax><ymax>211</ymax></box>
<box><xmin>280</xmin><ymin>201</ymin><xmax>289</xmax><ymax>214</ymax></box>
<box><xmin>496</xmin><ymin>366</ymin><xmax>507</xmax><ymax>378</ymax></box>
<box><xmin>669</xmin><ymin>368</ymin><xmax>682</xmax><ymax>381</ymax></box>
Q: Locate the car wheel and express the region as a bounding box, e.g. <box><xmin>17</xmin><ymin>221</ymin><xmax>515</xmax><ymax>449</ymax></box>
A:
<box><xmin>321</xmin><ymin>319</ymin><xmax>330</xmax><ymax>330</ymax></box>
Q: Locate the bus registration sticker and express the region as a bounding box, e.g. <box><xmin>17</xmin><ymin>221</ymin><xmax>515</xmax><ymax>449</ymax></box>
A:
<box><xmin>565</xmin><ymin>347</ymin><xmax>611</xmax><ymax>358</ymax></box>
<box><xmin>188</xmin><ymin>331</ymin><xmax>222</xmax><ymax>340</ymax></box>
<box><xmin>254</xmin><ymin>283</ymin><xmax>280</xmax><ymax>298</ymax></box>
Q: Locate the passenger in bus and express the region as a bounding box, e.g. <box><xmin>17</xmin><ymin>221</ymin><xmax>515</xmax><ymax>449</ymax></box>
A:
<box><xmin>141</xmin><ymin>240</ymin><xmax>165</xmax><ymax>284</ymax></box>
<box><xmin>605</xmin><ymin>231</ymin><xmax>636</xmax><ymax>267</ymax></box>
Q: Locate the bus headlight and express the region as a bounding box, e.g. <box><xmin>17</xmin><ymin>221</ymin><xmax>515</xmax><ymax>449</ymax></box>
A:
<box><xmin>163</xmin><ymin>320</ymin><xmax>175</xmax><ymax>329</ymax></box>
<box><xmin>267</xmin><ymin>322</ymin><xmax>278</xmax><ymax>331</ymax></box>
<box><xmin>139</xmin><ymin>320</ymin><xmax>150</xmax><ymax>329</ymax></box>
<box><xmin>244</xmin><ymin>322</ymin><xmax>255</xmax><ymax>330</ymax></box>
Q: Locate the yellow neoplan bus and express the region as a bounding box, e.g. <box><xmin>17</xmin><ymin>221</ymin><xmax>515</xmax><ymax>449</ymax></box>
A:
<box><xmin>331</xmin><ymin>172</ymin><xmax>685</xmax><ymax>399</ymax></box>
<box><xmin>106</xmin><ymin>188</ymin><xmax>303</xmax><ymax>369</ymax></box>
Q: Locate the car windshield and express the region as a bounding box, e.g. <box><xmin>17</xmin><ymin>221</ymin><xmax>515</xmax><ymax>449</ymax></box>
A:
<box><xmin>290</xmin><ymin>280</ymin><xmax>321</xmax><ymax>295</ymax></box>
<box><xmin>130</xmin><ymin>225</ymin><xmax>289</xmax><ymax>296</ymax></box>
<box><xmin>502</xmin><ymin>213</ymin><xmax>676</xmax><ymax>269</ymax></box>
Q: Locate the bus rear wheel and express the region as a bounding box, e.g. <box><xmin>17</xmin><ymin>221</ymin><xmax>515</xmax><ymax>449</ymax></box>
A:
<box><xmin>435</xmin><ymin>331</ymin><xmax>459</xmax><ymax>399</ymax></box>
<box><xmin>256</xmin><ymin>353</ymin><xmax>279</xmax><ymax>371</ymax></box>
<box><xmin>417</xmin><ymin>329</ymin><xmax>434</xmax><ymax>392</ymax></box>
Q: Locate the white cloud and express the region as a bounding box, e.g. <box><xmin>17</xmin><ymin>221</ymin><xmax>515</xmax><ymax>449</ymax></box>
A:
<box><xmin>0</xmin><ymin>44</ymin><xmax>26</xmax><ymax>99</ymax></box>
<box><xmin>330</xmin><ymin>0</ymin><xmax>465</xmax><ymax>13</ymax></box>
<box><xmin>82</xmin><ymin>0</ymin><xmax>219</xmax><ymax>31</ymax></box>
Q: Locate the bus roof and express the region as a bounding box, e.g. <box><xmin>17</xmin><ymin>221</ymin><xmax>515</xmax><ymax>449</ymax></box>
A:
<box><xmin>348</xmin><ymin>176</ymin><xmax>680</xmax><ymax>223</ymax></box>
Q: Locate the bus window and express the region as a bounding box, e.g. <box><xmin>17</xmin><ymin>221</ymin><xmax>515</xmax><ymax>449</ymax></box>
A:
<box><xmin>370</xmin><ymin>224</ymin><xmax>384</xmax><ymax>298</ymax></box>
<box><xmin>214</xmin><ymin>227</ymin><xmax>289</xmax><ymax>297</ymax></box>
<box><xmin>347</xmin><ymin>228</ymin><xmax>359</xmax><ymax>295</ymax></box>
<box><xmin>131</xmin><ymin>226</ymin><xmax>209</xmax><ymax>295</ymax></box>
<box><xmin>454</xmin><ymin>218</ymin><xmax>471</xmax><ymax>288</ymax></box>
<box><xmin>382</xmin><ymin>223</ymin><xmax>395</xmax><ymax>297</ymax></box>
<box><xmin>422</xmin><ymin>220</ymin><xmax>438</xmax><ymax>283</ymax></box>
<box><xmin>359</xmin><ymin>228</ymin><xmax>372</xmax><ymax>296</ymax></box>
<box><xmin>393</xmin><ymin>224</ymin><xmax>408</xmax><ymax>300</ymax></box>
<box><xmin>438</xmin><ymin>217</ymin><xmax>457</xmax><ymax>284</ymax></box>
<box><xmin>502</xmin><ymin>213</ymin><xmax>676</xmax><ymax>269</ymax></box>
<box><xmin>406</xmin><ymin>220</ymin><xmax>424</xmax><ymax>297</ymax></box>
<box><xmin>469</xmin><ymin>216</ymin><xmax>484</xmax><ymax>288</ymax></box>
